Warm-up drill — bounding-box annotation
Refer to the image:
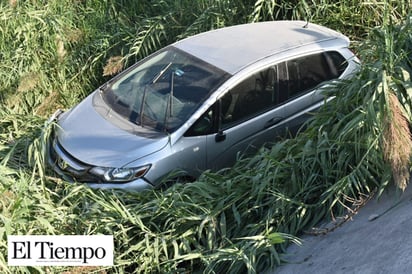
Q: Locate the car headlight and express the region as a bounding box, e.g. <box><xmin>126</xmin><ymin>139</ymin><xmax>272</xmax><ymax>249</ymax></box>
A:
<box><xmin>89</xmin><ymin>165</ymin><xmax>151</xmax><ymax>183</ymax></box>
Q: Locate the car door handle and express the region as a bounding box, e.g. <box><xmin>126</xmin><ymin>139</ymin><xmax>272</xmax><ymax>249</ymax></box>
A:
<box><xmin>264</xmin><ymin>117</ymin><xmax>283</xmax><ymax>129</ymax></box>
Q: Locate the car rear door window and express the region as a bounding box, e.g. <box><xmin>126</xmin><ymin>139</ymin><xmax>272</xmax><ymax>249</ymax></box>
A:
<box><xmin>279</xmin><ymin>51</ymin><xmax>349</xmax><ymax>134</ymax></box>
<box><xmin>285</xmin><ymin>51</ymin><xmax>348</xmax><ymax>99</ymax></box>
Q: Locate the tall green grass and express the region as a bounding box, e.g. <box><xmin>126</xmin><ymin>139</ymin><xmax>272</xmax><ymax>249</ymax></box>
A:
<box><xmin>1</xmin><ymin>0</ymin><xmax>412</xmax><ymax>273</ymax></box>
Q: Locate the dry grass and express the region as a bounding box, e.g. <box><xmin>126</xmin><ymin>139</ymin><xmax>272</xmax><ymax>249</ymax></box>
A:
<box><xmin>17</xmin><ymin>72</ymin><xmax>41</xmax><ymax>93</ymax></box>
<box><xmin>103</xmin><ymin>56</ymin><xmax>124</xmax><ymax>76</ymax></box>
<box><xmin>383</xmin><ymin>91</ymin><xmax>412</xmax><ymax>190</ymax></box>
<box><xmin>36</xmin><ymin>90</ymin><xmax>64</xmax><ymax>116</ymax></box>
<box><xmin>8</xmin><ymin>0</ymin><xmax>17</xmax><ymax>8</ymax></box>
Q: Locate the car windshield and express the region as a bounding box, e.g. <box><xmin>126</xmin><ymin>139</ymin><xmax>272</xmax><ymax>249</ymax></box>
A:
<box><xmin>101</xmin><ymin>47</ymin><xmax>229</xmax><ymax>133</ymax></box>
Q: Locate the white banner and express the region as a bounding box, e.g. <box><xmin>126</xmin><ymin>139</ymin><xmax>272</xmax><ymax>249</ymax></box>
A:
<box><xmin>8</xmin><ymin>235</ymin><xmax>113</xmax><ymax>266</ymax></box>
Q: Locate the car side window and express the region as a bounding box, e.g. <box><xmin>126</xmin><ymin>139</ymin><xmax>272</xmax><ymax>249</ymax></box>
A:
<box><xmin>221</xmin><ymin>67</ymin><xmax>278</xmax><ymax>128</ymax></box>
<box><xmin>284</xmin><ymin>51</ymin><xmax>348</xmax><ymax>99</ymax></box>
<box><xmin>184</xmin><ymin>106</ymin><xmax>216</xmax><ymax>136</ymax></box>
<box><xmin>324</xmin><ymin>51</ymin><xmax>349</xmax><ymax>76</ymax></box>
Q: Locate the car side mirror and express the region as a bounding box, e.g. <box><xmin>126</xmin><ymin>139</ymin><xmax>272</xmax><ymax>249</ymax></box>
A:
<box><xmin>215</xmin><ymin>130</ymin><xmax>226</xmax><ymax>142</ymax></box>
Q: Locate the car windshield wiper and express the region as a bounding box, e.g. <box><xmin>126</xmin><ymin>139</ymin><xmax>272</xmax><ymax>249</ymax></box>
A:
<box><xmin>139</xmin><ymin>62</ymin><xmax>172</xmax><ymax>127</ymax></box>
<box><xmin>151</xmin><ymin>62</ymin><xmax>173</xmax><ymax>84</ymax></box>
<box><xmin>163</xmin><ymin>68</ymin><xmax>184</xmax><ymax>132</ymax></box>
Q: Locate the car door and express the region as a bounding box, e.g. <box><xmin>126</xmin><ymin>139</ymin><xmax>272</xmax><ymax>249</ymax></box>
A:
<box><xmin>281</xmin><ymin>51</ymin><xmax>350</xmax><ymax>134</ymax></box>
<box><xmin>203</xmin><ymin>66</ymin><xmax>290</xmax><ymax>171</ymax></box>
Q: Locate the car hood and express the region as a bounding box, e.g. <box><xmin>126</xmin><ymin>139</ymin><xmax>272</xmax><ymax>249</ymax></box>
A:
<box><xmin>56</xmin><ymin>93</ymin><xmax>169</xmax><ymax>167</ymax></box>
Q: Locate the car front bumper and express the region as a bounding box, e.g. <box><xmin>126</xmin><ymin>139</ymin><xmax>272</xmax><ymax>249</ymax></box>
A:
<box><xmin>46</xmin><ymin>127</ymin><xmax>153</xmax><ymax>192</ymax></box>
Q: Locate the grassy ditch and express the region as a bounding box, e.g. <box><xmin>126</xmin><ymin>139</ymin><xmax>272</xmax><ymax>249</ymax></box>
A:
<box><xmin>1</xmin><ymin>1</ymin><xmax>412</xmax><ymax>273</ymax></box>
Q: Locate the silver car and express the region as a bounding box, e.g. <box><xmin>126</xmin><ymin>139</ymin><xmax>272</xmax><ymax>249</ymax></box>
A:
<box><xmin>48</xmin><ymin>21</ymin><xmax>360</xmax><ymax>191</ymax></box>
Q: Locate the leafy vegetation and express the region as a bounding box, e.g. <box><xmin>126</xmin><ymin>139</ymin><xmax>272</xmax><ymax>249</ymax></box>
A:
<box><xmin>1</xmin><ymin>0</ymin><xmax>411</xmax><ymax>273</ymax></box>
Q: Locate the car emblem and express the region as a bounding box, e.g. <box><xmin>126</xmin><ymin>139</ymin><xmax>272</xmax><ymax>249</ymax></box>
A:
<box><xmin>57</xmin><ymin>157</ymin><xmax>69</xmax><ymax>170</ymax></box>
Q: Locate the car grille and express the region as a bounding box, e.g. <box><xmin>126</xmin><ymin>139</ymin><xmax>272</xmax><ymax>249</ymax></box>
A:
<box><xmin>49</xmin><ymin>139</ymin><xmax>103</xmax><ymax>183</ymax></box>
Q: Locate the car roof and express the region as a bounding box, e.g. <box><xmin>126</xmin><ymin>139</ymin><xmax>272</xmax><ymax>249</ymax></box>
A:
<box><xmin>173</xmin><ymin>20</ymin><xmax>350</xmax><ymax>74</ymax></box>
